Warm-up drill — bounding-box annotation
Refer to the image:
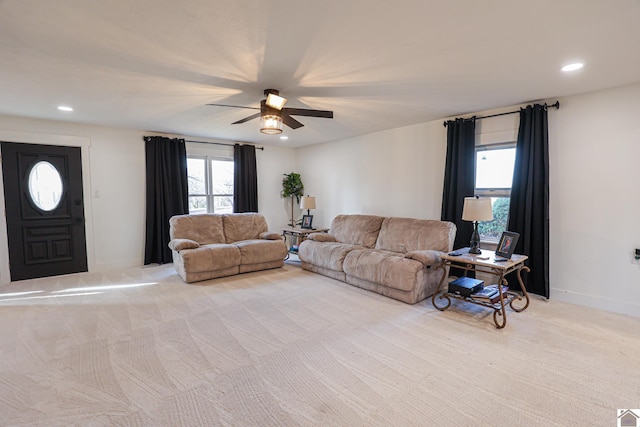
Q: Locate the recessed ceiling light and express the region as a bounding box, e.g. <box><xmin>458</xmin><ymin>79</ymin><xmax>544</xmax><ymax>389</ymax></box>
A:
<box><xmin>280</xmin><ymin>136</ymin><xmax>288</xmax><ymax>140</ymax></box>
<box><xmin>57</xmin><ymin>105</ymin><xmax>73</xmax><ymax>112</ymax></box>
<box><xmin>561</xmin><ymin>62</ymin><xmax>584</xmax><ymax>72</ymax></box>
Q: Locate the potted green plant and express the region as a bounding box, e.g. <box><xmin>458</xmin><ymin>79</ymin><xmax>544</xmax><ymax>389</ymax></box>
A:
<box><xmin>281</xmin><ymin>172</ymin><xmax>304</xmax><ymax>227</ymax></box>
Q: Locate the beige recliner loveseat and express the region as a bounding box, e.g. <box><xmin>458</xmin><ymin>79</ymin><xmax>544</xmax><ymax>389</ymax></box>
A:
<box><xmin>298</xmin><ymin>214</ymin><xmax>456</xmax><ymax>304</ymax></box>
<box><xmin>168</xmin><ymin>213</ymin><xmax>287</xmax><ymax>283</ymax></box>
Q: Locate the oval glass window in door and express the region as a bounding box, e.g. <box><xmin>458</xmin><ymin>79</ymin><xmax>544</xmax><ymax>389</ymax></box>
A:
<box><xmin>28</xmin><ymin>161</ymin><xmax>64</xmax><ymax>211</ymax></box>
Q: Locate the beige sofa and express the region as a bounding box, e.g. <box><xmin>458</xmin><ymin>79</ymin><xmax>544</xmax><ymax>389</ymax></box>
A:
<box><xmin>298</xmin><ymin>214</ymin><xmax>456</xmax><ymax>304</ymax></box>
<box><xmin>168</xmin><ymin>213</ymin><xmax>287</xmax><ymax>283</ymax></box>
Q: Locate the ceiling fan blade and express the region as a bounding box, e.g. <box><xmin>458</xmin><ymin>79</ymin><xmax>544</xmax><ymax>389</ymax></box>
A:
<box><xmin>283</xmin><ymin>108</ymin><xmax>333</xmax><ymax>119</ymax></box>
<box><xmin>206</xmin><ymin>103</ymin><xmax>260</xmax><ymax>110</ymax></box>
<box><xmin>232</xmin><ymin>112</ymin><xmax>261</xmax><ymax>124</ymax></box>
<box><xmin>283</xmin><ymin>114</ymin><xmax>304</xmax><ymax>129</ymax></box>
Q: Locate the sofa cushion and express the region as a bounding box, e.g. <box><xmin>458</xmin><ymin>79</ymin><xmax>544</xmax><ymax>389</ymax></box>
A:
<box><xmin>375</xmin><ymin>217</ymin><xmax>456</xmax><ymax>253</ymax></box>
<box><xmin>234</xmin><ymin>239</ymin><xmax>288</xmax><ymax>265</ymax></box>
<box><xmin>343</xmin><ymin>249</ymin><xmax>425</xmax><ymax>292</ymax></box>
<box><xmin>179</xmin><ymin>243</ymin><xmax>240</xmax><ymax>273</ymax></box>
<box><xmin>169</xmin><ymin>214</ymin><xmax>226</xmax><ymax>245</ymax></box>
<box><xmin>298</xmin><ymin>240</ymin><xmax>363</xmax><ymax>272</ymax></box>
<box><xmin>330</xmin><ymin>214</ymin><xmax>385</xmax><ymax>248</ymax></box>
<box><xmin>222</xmin><ymin>213</ymin><xmax>268</xmax><ymax>243</ymax></box>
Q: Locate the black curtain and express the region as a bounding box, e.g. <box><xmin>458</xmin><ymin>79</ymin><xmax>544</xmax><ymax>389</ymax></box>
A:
<box><xmin>144</xmin><ymin>136</ymin><xmax>189</xmax><ymax>265</ymax></box>
<box><xmin>507</xmin><ymin>104</ymin><xmax>550</xmax><ymax>298</ymax></box>
<box><xmin>233</xmin><ymin>144</ymin><xmax>258</xmax><ymax>212</ymax></box>
<box><xmin>441</xmin><ymin>118</ymin><xmax>477</xmax><ymax>250</ymax></box>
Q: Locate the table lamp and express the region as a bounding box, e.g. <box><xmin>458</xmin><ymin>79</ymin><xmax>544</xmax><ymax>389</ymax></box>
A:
<box><xmin>462</xmin><ymin>196</ymin><xmax>493</xmax><ymax>254</ymax></box>
<box><xmin>300</xmin><ymin>196</ymin><xmax>316</xmax><ymax>215</ymax></box>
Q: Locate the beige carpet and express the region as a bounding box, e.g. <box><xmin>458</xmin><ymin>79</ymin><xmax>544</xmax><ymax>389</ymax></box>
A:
<box><xmin>0</xmin><ymin>261</ymin><xmax>638</xmax><ymax>426</ymax></box>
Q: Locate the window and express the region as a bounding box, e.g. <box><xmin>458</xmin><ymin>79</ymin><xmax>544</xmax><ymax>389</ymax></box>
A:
<box><xmin>187</xmin><ymin>156</ymin><xmax>234</xmax><ymax>214</ymax></box>
<box><xmin>475</xmin><ymin>143</ymin><xmax>516</xmax><ymax>241</ymax></box>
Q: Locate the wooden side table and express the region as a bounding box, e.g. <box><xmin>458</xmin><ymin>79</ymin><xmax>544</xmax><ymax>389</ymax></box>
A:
<box><xmin>281</xmin><ymin>227</ymin><xmax>329</xmax><ymax>257</ymax></box>
<box><xmin>432</xmin><ymin>247</ymin><xmax>531</xmax><ymax>329</ymax></box>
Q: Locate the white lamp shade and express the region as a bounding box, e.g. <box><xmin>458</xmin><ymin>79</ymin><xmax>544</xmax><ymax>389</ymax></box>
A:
<box><xmin>300</xmin><ymin>196</ymin><xmax>316</xmax><ymax>210</ymax></box>
<box><xmin>462</xmin><ymin>197</ymin><xmax>493</xmax><ymax>222</ymax></box>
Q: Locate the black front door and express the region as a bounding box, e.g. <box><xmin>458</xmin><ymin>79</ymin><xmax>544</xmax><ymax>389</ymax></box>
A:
<box><xmin>1</xmin><ymin>142</ymin><xmax>88</xmax><ymax>281</ymax></box>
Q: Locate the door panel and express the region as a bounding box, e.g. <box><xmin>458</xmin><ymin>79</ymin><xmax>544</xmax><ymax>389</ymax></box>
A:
<box><xmin>1</xmin><ymin>142</ymin><xmax>87</xmax><ymax>281</ymax></box>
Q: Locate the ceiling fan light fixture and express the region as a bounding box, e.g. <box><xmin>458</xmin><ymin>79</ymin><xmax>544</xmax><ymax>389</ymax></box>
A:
<box><xmin>266</xmin><ymin>93</ymin><xmax>287</xmax><ymax>110</ymax></box>
<box><xmin>260</xmin><ymin>114</ymin><xmax>283</xmax><ymax>134</ymax></box>
<box><xmin>211</xmin><ymin>90</ymin><xmax>332</xmax><ymax>134</ymax></box>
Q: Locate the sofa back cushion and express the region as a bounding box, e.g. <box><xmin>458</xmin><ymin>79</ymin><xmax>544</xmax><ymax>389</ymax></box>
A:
<box><xmin>375</xmin><ymin>217</ymin><xmax>456</xmax><ymax>253</ymax></box>
<box><xmin>330</xmin><ymin>215</ymin><xmax>385</xmax><ymax>248</ymax></box>
<box><xmin>222</xmin><ymin>213</ymin><xmax>269</xmax><ymax>243</ymax></box>
<box><xmin>169</xmin><ymin>214</ymin><xmax>225</xmax><ymax>245</ymax></box>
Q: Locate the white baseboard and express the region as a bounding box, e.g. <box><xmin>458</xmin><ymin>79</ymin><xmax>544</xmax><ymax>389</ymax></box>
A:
<box><xmin>551</xmin><ymin>286</ymin><xmax>640</xmax><ymax>318</ymax></box>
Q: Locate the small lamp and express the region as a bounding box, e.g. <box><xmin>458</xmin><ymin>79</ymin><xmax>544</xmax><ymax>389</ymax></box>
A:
<box><xmin>462</xmin><ymin>196</ymin><xmax>493</xmax><ymax>254</ymax></box>
<box><xmin>300</xmin><ymin>195</ymin><xmax>316</xmax><ymax>215</ymax></box>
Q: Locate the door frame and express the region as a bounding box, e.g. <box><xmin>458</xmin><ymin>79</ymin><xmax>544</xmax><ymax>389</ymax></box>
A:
<box><xmin>0</xmin><ymin>129</ymin><xmax>95</xmax><ymax>285</ymax></box>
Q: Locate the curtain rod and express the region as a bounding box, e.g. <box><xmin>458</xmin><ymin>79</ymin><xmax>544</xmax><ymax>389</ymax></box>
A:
<box><xmin>184</xmin><ymin>140</ymin><xmax>264</xmax><ymax>150</ymax></box>
<box><xmin>143</xmin><ymin>136</ymin><xmax>263</xmax><ymax>150</ymax></box>
<box><xmin>443</xmin><ymin>101</ymin><xmax>560</xmax><ymax>127</ymax></box>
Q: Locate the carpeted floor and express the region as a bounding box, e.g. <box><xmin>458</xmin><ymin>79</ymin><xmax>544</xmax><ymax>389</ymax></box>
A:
<box><xmin>0</xmin><ymin>262</ymin><xmax>638</xmax><ymax>426</ymax></box>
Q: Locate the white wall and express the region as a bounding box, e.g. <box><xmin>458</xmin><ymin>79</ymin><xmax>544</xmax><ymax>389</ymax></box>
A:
<box><xmin>296</xmin><ymin>121</ymin><xmax>448</xmax><ymax>229</ymax></box>
<box><xmin>255</xmin><ymin>145</ymin><xmax>298</xmax><ymax>231</ymax></box>
<box><xmin>296</xmin><ymin>83</ymin><xmax>640</xmax><ymax>317</ymax></box>
<box><xmin>550</xmin><ymin>84</ymin><xmax>640</xmax><ymax>316</ymax></box>
<box><xmin>0</xmin><ymin>115</ymin><xmax>296</xmax><ymax>284</ymax></box>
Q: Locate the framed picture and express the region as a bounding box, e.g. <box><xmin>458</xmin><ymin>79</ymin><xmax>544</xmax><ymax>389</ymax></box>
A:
<box><xmin>301</xmin><ymin>215</ymin><xmax>314</xmax><ymax>229</ymax></box>
<box><xmin>495</xmin><ymin>231</ymin><xmax>519</xmax><ymax>259</ymax></box>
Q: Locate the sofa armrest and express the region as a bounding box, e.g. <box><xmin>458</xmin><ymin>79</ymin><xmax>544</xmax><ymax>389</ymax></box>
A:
<box><xmin>404</xmin><ymin>250</ymin><xmax>443</xmax><ymax>266</ymax></box>
<box><xmin>168</xmin><ymin>238</ymin><xmax>200</xmax><ymax>251</ymax></box>
<box><xmin>307</xmin><ymin>233</ymin><xmax>337</xmax><ymax>242</ymax></box>
<box><xmin>259</xmin><ymin>231</ymin><xmax>283</xmax><ymax>240</ymax></box>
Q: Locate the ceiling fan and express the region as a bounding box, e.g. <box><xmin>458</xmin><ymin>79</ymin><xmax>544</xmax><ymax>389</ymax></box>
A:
<box><xmin>207</xmin><ymin>89</ymin><xmax>333</xmax><ymax>134</ymax></box>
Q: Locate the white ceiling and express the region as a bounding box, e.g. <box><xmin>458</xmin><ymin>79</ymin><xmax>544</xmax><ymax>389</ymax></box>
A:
<box><xmin>1</xmin><ymin>0</ymin><xmax>640</xmax><ymax>148</ymax></box>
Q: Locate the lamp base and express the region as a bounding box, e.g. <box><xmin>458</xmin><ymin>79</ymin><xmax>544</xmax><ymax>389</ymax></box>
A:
<box><xmin>468</xmin><ymin>245</ymin><xmax>482</xmax><ymax>254</ymax></box>
<box><xmin>468</xmin><ymin>221</ymin><xmax>481</xmax><ymax>254</ymax></box>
